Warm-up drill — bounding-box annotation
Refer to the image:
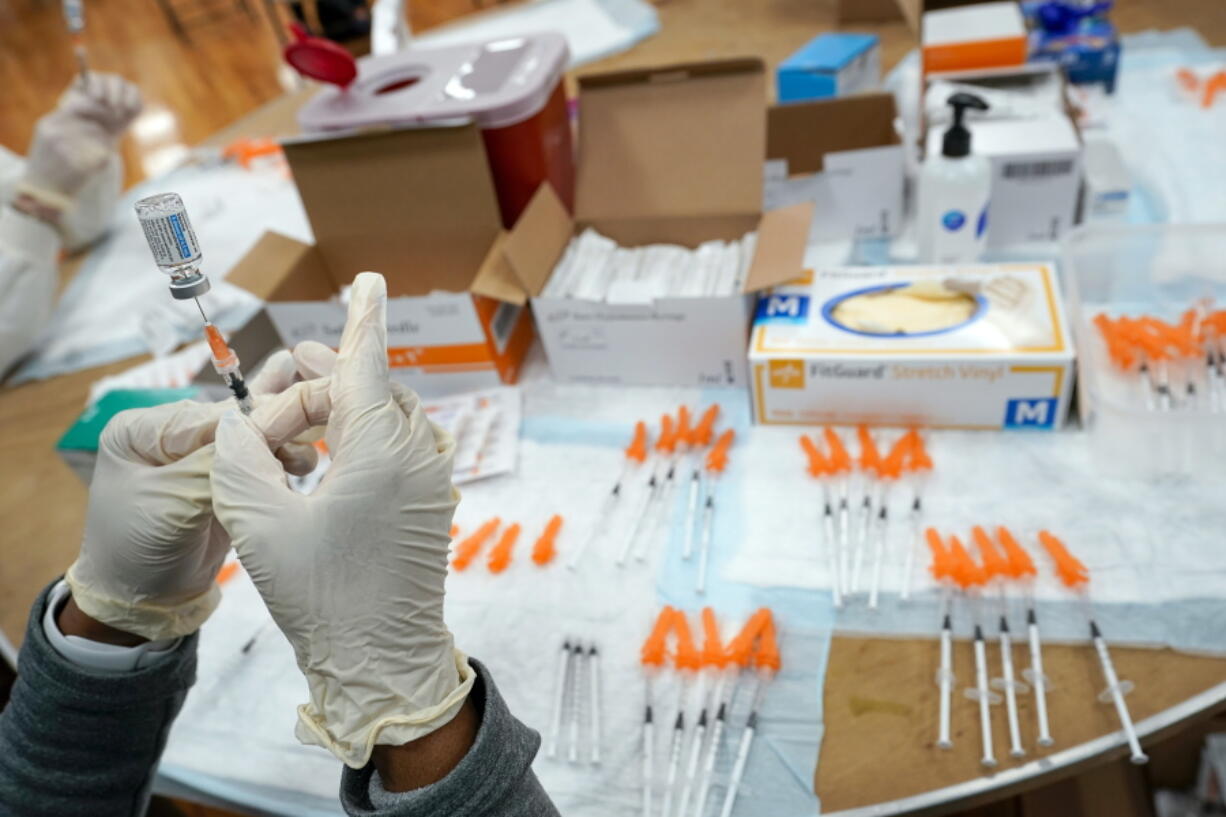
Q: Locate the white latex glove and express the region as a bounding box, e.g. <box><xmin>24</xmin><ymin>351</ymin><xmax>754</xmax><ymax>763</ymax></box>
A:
<box><xmin>66</xmin><ymin>350</ymin><xmax>323</xmax><ymax>641</ymax></box>
<box><xmin>21</xmin><ymin>74</ymin><xmax>141</xmax><ymax>206</ymax></box>
<box><xmin>212</xmin><ymin>272</ymin><xmax>473</xmax><ymax>769</ymax></box>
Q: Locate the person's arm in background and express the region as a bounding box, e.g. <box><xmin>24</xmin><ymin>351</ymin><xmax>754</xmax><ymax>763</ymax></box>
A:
<box><xmin>213</xmin><ymin>273</ymin><xmax>561</xmax><ymax>817</ymax></box>
<box><xmin>0</xmin><ymin>354</ymin><xmax>319</xmax><ymax>817</ymax></box>
<box><xmin>0</xmin><ymin>74</ymin><xmax>140</xmax><ymax>376</ymax></box>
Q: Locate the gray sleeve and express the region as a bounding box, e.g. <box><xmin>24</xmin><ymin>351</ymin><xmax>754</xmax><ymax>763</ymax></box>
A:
<box><xmin>341</xmin><ymin>659</ymin><xmax>560</xmax><ymax>817</ymax></box>
<box><xmin>0</xmin><ymin>581</ymin><xmax>198</xmax><ymax>817</ymax></box>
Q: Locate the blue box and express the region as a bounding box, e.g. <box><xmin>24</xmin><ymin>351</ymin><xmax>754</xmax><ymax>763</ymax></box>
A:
<box><xmin>776</xmin><ymin>33</ymin><xmax>880</xmax><ymax>103</ymax></box>
<box><xmin>1023</xmin><ymin>2</ymin><xmax>1121</xmax><ymax>93</ymax></box>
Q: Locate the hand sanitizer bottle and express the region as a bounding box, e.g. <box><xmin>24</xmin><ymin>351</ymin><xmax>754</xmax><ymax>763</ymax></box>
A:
<box><xmin>917</xmin><ymin>92</ymin><xmax>991</xmax><ymax>264</ymax></box>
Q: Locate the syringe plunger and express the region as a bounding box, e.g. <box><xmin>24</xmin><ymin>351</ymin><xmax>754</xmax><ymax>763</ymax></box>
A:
<box><xmin>134</xmin><ymin>193</ymin><xmax>210</xmax><ymax>300</ymax></box>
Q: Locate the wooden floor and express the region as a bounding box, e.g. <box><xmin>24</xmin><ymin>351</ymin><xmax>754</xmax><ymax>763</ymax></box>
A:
<box><xmin>2</xmin><ymin>0</ymin><xmax>1224</xmax><ymax>189</ymax></box>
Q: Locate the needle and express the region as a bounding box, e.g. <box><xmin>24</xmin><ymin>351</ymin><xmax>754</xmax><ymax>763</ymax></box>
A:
<box><xmin>996</xmin><ymin>525</ymin><xmax>1052</xmax><ymax>747</ymax></box>
<box><xmin>1038</xmin><ymin>530</ymin><xmax>1146</xmax><ymax>763</ymax></box>
<box><xmin>678</xmin><ymin>607</ymin><xmax>725</xmax><ymax>817</ymax></box>
<box><xmin>927</xmin><ymin>529</ymin><xmax>955</xmax><ymax>749</ymax></box>
<box><xmin>624</xmin><ymin>413</ymin><xmax>677</xmax><ymax>564</ymax></box>
<box><xmin>717</xmin><ymin>614</ymin><xmax>780</xmax><ymax>817</ymax></box>
<box><xmin>850</xmin><ymin>425</ymin><xmax>883</xmax><ymax>595</ymax></box>
<box><xmin>693</xmin><ymin>610</ymin><xmax>766</xmax><ymax>817</ymax></box>
<box><xmin>661</xmin><ymin>610</ymin><xmax>699</xmax><ymax>817</ymax></box>
<box><xmin>799</xmin><ymin>434</ymin><xmax>842</xmax><ymax>608</ymax></box>
<box><xmin>588</xmin><ymin>644</ymin><xmax>602</xmax><ymax>765</ymax></box>
<box><xmin>546</xmin><ymin>639</ymin><xmax>572</xmax><ymax>758</ymax></box>
<box><xmin>949</xmin><ymin>534</ymin><xmax>999</xmax><ymax>767</ymax></box>
<box><xmin>640</xmin><ymin>608</ymin><xmax>675</xmax><ymax>817</ymax></box>
<box><xmin>899</xmin><ymin>429</ymin><xmax>933</xmax><ymax>602</ymax></box>
<box><xmin>682</xmin><ymin>405</ymin><xmax>721</xmax><ymax>561</ymax></box>
<box><xmin>696</xmin><ymin>429</ymin><xmax>735</xmax><ymax>594</ymax></box>
<box><xmin>973</xmin><ymin>526</ymin><xmax>1026</xmax><ymax>759</ymax></box>
<box><xmin>569</xmin><ymin>421</ymin><xmax>649</xmax><ymax>570</ymax></box>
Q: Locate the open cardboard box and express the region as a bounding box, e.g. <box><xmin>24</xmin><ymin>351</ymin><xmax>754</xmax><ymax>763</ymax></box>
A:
<box><xmin>226</xmin><ymin>122</ymin><xmax>540</xmax><ymax>397</ymax></box>
<box><xmin>514</xmin><ymin>58</ymin><xmax>812</xmax><ymax>387</ymax></box>
<box><xmin>765</xmin><ymin>93</ymin><xmax>905</xmax><ymax>242</ymax></box>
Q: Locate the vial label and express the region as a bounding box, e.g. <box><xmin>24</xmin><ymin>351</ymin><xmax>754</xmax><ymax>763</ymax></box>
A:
<box><xmin>139</xmin><ymin>212</ymin><xmax>201</xmax><ymax>268</ymax></box>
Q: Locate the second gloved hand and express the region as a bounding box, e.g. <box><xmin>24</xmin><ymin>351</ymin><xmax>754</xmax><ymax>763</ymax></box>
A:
<box><xmin>21</xmin><ymin>74</ymin><xmax>141</xmax><ymax>207</ymax></box>
<box><xmin>212</xmin><ymin>272</ymin><xmax>473</xmax><ymax>769</ymax></box>
<box><xmin>66</xmin><ymin>349</ymin><xmax>322</xmax><ymax>641</ymax></box>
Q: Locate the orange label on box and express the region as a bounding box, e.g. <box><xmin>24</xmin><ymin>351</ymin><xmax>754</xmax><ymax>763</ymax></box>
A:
<box><xmin>387</xmin><ymin>344</ymin><xmax>492</xmax><ymax>368</ymax></box>
<box><xmin>769</xmin><ymin>359</ymin><xmax>806</xmax><ymax>389</ymax></box>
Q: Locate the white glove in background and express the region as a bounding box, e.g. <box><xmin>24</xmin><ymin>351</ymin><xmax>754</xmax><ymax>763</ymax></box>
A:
<box><xmin>20</xmin><ymin>74</ymin><xmax>141</xmax><ymax>206</ymax></box>
<box><xmin>212</xmin><ymin>272</ymin><xmax>474</xmax><ymax>769</ymax></box>
<box><xmin>66</xmin><ymin>350</ymin><xmax>320</xmax><ymax>641</ymax></box>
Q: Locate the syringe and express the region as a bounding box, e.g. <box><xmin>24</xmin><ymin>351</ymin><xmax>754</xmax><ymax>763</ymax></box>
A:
<box><xmin>203</xmin><ymin>322</ymin><xmax>254</xmax><ymax>414</ymax></box>
<box><xmin>996</xmin><ymin>526</ymin><xmax>1051</xmax><ymax>746</ymax></box>
<box><xmin>569</xmin><ymin>421</ymin><xmax>649</xmax><ymax>570</ymax></box>
<box><xmin>62</xmin><ymin>0</ymin><xmax>89</xmax><ymax>87</ymax></box>
<box><xmin>135</xmin><ymin>192</ymin><xmax>253</xmax><ymax>415</ymax></box>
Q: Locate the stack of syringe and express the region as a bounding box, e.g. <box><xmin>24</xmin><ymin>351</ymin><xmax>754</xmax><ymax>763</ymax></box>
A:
<box><xmin>639</xmin><ymin>606</ymin><xmax>780</xmax><ymax>817</ymax></box>
<box><xmin>797</xmin><ymin>426</ymin><xmax>934</xmax><ymax>609</ymax></box>
<box><xmin>1094</xmin><ymin>305</ymin><xmax>1226</xmax><ymax>412</ymax></box>
<box><xmin>924</xmin><ymin>526</ymin><xmax>1144</xmax><ymax>766</ymax></box>
<box><xmin>573</xmin><ymin>408</ymin><xmax>732</xmax><ymax>572</ymax></box>
<box><xmin>541</xmin><ymin>228</ymin><xmax>758</xmax><ymax>301</ymax></box>
<box><xmin>546</xmin><ymin>637</ymin><xmax>603</xmax><ymax>766</ymax></box>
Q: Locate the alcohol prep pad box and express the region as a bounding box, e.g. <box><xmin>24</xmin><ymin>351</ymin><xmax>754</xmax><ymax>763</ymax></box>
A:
<box><xmin>748</xmin><ymin>262</ymin><xmax>1074</xmax><ymax>429</ymax></box>
<box><xmin>776</xmin><ymin>33</ymin><xmax>880</xmax><ymax>102</ymax></box>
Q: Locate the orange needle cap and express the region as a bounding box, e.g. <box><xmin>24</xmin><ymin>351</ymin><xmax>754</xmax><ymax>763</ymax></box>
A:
<box><xmin>531</xmin><ymin>515</ymin><xmax>563</xmax><ymax>566</ymax></box>
<box><xmin>823</xmin><ymin>427</ymin><xmax>852</xmax><ymax>473</ymax></box>
<box><xmin>1038</xmin><ymin>530</ymin><xmax>1089</xmax><ymax>588</ymax></box>
<box><xmin>996</xmin><ymin>526</ymin><xmax>1036</xmax><ymax>579</ymax></box>
<box><xmin>626</xmin><ymin>420</ymin><xmax>650</xmax><ymax>463</ymax></box>
<box><xmin>692</xmin><ymin>404</ymin><xmax>720</xmax><ymax>447</ymax></box>
<box><xmin>452</xmin><ymin>517</ymin><xmax>501</xmax><ymax>571</ymax></box>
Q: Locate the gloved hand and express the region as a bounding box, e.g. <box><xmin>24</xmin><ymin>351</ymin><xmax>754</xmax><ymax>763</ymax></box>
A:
<box><xmin>212</xmin><ymin>272</ymin><xmax>473</xmax><ymax>769</ymax></box>
<box><xmin>65</xmin><ymin>349</ymin><xmax>325</xmax><ymax>641</ymax></box>
<box><xmin>20</xmin><ymin>74</ymin><xmax>142</xmax><ymax>209</ymax></box>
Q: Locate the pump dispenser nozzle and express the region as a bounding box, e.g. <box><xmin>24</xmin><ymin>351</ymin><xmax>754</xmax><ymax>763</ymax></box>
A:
<box><xmin>942</xmin><ymin>93</ymin><xmax>990</xmax><ymax>158</ymax></box>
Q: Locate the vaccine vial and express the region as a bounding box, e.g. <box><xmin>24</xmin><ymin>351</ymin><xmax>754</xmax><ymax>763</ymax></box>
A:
<box><xmin>134</xmin><ymin>192</ymin><xmax>210</xmax><ymax>299</ymax></box>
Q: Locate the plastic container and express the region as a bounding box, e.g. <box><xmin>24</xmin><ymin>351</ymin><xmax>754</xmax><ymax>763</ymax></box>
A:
<box><xmin>1062</xmin><ymin>223</ymin><xmax>1226</xmax><ymax>477</ymax></box>
<box><xmin>297</xmin><ymin>33</ymin><xmax>574</xmax><ymax>228</ymax></box>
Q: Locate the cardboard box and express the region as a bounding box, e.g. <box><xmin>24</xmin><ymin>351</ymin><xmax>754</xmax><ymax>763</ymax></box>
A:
<box><xmin>925</xmin><ymin>62</ymin><xmax>1067</xmax><ymax>122</ymax></box>
<box><xmin>923</xmin><ymin>2</ymin><xmax>1028</xmax><ymax>76</ymax></box>
<box><xmin>226</xmin><ymin>123</ymin><xmax>541</xmax><ymax>398</ymax></box>
<box><xmin>748</xmin><ymin>261</ymin><xmax>1074</xmax><ymax>429</ymax></box>
<box><xmin>836</xmin><ymin>0</ymin><xmax>920</xmax><ymax>32</ymax></box>
<box><xmin>765</xmin><ymin>93</ymin><xmax>904</xmax><ymax>241</ymax></box>
<box><xmin>519</xmin><ymin>59</ymin><xmax>812</xmax><ymax>387</ymax></box>
<box><xmin>776</xmin><ymin>33</ymin><xmax>880</xmax><ymax>102</ymax></box>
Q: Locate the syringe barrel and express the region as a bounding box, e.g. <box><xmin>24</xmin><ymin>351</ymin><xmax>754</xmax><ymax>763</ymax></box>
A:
<box><xmin>135</xmin><ymin>193</ymin><xmax>210</xmax><ymax>299</ymax></box>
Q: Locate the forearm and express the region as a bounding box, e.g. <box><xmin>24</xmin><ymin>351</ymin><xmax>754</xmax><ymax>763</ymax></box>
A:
<box><xmin>0</xmin><ymin>207</ymin><xmax>60</xmax><ymax>376</ymax></box>
<box><xmin>341</xmin><ymin>659</ymin><xmax>559</xmax><ymax>817</ymax></box>
<box><xmin>0</xmin><ymin>581</ymin><xmax>198</xmax><ymax>817</ymax></box>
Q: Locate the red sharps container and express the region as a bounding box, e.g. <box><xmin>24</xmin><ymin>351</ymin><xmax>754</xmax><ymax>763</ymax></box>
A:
<box><xmin>296</xmin><ymin>33</ymin><xmax>574</xmax><ymax>227</ymax></box>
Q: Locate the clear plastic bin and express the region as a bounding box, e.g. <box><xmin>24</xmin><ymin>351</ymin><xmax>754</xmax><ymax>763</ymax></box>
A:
<box><xmin>1062</xmin><ymin>223</ymin><xmax>1226</xmax><ymax>477</ymax></box>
